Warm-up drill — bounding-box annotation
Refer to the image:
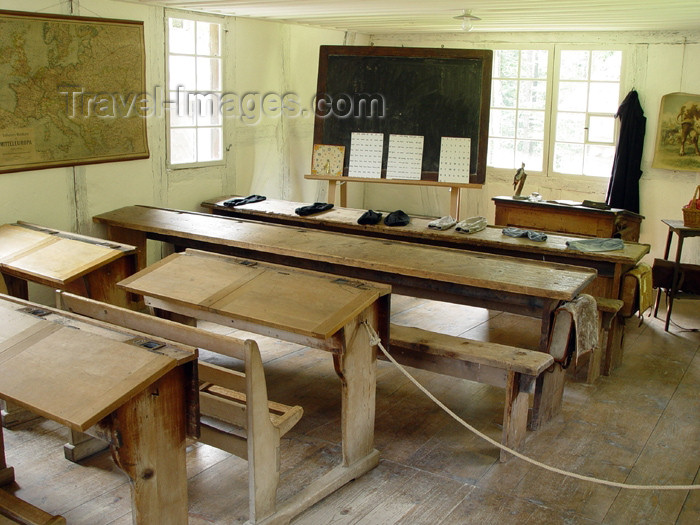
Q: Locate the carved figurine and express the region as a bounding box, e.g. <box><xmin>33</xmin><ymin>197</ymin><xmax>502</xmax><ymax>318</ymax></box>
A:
<box><xmin>513</xmin><ymin>162</ymin><xmax>527</xmax><ymax>197</ymax></box>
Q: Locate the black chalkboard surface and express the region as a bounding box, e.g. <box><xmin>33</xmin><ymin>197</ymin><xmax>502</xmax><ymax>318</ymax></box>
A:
<box><xmin>313</xmin><ymin>46</ymin><xmax>492</xmax><ymax>184</ymax></box>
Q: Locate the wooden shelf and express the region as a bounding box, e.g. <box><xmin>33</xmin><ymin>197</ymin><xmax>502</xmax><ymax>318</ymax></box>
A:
<box><xmin>304</xmin><ymin>175</ymin><xmax>483</xmax><ymax>219</ymax></box>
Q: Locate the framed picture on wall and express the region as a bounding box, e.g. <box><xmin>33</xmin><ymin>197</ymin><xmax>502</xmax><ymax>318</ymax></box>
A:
<box><xmin>652</xmin><ymin>92</ymin><xmax>700</xmax><ymax>172</ymax></box>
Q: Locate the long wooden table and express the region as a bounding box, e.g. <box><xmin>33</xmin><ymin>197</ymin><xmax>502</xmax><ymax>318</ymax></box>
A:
<box><xmin>202</xmin><ymin>196</ymin><xmax>649</xmax><ymax>301</ymax></box>
<box><xmin>94</xmin><ymin>205</ymin><xmax>597</xmax><ymax>427</ymax></box>
<box><xmin>0</xmin><ymin>294</ymin><xmax>197</xmax><ymax>524</ymax></box>
<box><xmin>118</xmin><ymin>249</ymin><xmax>391</xmax><ymax>523</ymax></box>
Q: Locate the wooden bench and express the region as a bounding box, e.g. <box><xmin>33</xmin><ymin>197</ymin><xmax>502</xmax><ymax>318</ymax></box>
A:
<box><xmin>387</xmin><ymin>324</ymin><xmax>554</xmax><ymax>462</ymax></box>
<box><xmin>57</xmin><ymin>292</ymin><xmax>303</xmax><ymax>524</ymax></box>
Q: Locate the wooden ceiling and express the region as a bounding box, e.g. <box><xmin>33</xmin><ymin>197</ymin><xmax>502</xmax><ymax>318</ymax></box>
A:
<box><xmin>125</xmin><ymin>0</ymin><xmax>700</xmax><ymax>33</ymax></box>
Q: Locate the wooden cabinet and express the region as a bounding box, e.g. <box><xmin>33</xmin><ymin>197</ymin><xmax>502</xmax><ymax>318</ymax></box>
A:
<box><xmin>492</xmin><ymin>196</ymin><xmax>643</xmax><ymax>241</ymax></box>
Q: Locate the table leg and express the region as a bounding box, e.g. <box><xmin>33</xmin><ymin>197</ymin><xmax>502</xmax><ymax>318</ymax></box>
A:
<box><xmin>1</xmin><ymin>400</ymin><xmax>38</xmax><ymax>429</ymax></box>
<box><xmin>665</xmin><ymin>234</ymin><xmax>685</xmax><ymax>332</ymax></box>
<box><xmin>334</xmin><ymin>304</ymin><xmax>378</xmax><ymax>465</ymax></box>
<box><xmin>0</xmin><ymin>424</ymin><xmax>15</xmax><ymax>486</ymax></box>
<box><xmin>1</xmin><ymin>275</ymin><xmax>28</xmax><ymax>300</ymax></box>
<box><xmin>654</xmin><ymin>227</ymin><xmax>674</xmax><ymax>318</ymax></box>
<box><xmin>107</xmin><ymin>367</ymin><xmax>188</xmax><ymax>525</ymax></box>
<box><xmin>530</xmin><ymin>300</ymin><xmax>562</xmax><ymax>430</ymax></box>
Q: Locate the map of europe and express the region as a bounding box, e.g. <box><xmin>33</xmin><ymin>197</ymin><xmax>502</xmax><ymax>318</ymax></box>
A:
<box><xmin>0</xmin><ymin>11</ymin><xmax>149</xmax><ymax>173</ymax></box>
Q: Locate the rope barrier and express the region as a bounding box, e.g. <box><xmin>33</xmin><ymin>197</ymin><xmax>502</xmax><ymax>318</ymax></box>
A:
<box><xmin>362</xmin><ymin>321</ymin><xmax>699</xmax><ymax>491</ymax></box>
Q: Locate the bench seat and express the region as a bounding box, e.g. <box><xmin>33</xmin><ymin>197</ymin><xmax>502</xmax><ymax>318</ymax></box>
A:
<box><xmin>387</xmin><ymin>324</ymin><xmax>553</xmax><ymax>461</ymax></box>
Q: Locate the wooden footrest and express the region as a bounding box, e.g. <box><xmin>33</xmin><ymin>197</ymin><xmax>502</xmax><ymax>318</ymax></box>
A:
<box><xmin>0</xmin><ymin>489</ymin><xmax>65</xmax><ymax>525</ymax></box>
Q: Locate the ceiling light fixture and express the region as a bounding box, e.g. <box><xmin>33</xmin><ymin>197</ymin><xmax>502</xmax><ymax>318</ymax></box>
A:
<box><xmin>453</xmin><ymin>9</ymin><xmax>481</xmax><ymax>32</ymax></box>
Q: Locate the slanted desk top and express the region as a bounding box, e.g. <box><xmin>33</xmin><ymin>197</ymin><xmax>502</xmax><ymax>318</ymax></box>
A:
<box><xmin>119</xmin><ymin>249</ymin><xmax>391</xmax><ymax>340</ymax></box>
<box><xmin>0</xmin><ymin>222</ymin><xmax>135</xmax><ymax>287</ymax></box>
<box><xmin>0</xmin><ymin>295</ymin><xmax>194</xmax><ymax>432</ymax></box>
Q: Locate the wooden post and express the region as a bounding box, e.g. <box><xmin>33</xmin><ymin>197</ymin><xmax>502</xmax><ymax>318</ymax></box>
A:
<box><xmin>107</xmin><ymin>367</ymin><xmax>189</xmax><ymax>525</ymax></box>
<box><xmin>0</xmin><ymin>424</ymin><xmax>15</xmax><ymax>486</ymax></box>
<box><xmin>334</xmin><ymin>303</ymin><xmax>377</xmax><ymax>466</ymax></box>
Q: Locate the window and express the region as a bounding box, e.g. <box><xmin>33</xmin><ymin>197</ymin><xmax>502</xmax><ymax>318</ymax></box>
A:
<box><xmin>166</xmin><ymin>15</ymin><xmax>224</xmax><ymax>167</ymax></box>
<box><xmin>552</xmin><ymin>49</ymin><xmax>622</xmax><ymax>176</ymax></box>
<box><xmin>489</xmin><ymin>49</ymin><xmax>549</xmax><ymax>172</ymax></box>
<box><xmin>488</xmin><ymin>47</ymin><xmax>623</xmax><ymax>178</ymax></box>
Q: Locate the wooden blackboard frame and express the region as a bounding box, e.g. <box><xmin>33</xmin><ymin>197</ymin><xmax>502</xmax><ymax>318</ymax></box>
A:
<box><xmin>313</xmin><ymin>45</ymin><xmax>492</xmax><ymax>184</ymax></box>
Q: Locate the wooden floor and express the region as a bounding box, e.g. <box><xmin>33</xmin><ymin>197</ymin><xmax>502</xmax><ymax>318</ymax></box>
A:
<box><xmin>3</xmin><ymin>295</ymin><xmax>699</xmax><ymax>524</ymax></box>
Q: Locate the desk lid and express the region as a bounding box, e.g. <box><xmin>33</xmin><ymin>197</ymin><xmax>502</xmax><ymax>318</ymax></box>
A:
<box><xmin>0</xmin><ymin>298</ymin><xmax>183</xmax><ymax>431</ymax></box>
<box><xmin>0</xmin><ymin>223</ymin><xmax>132</xmax><ymax>285</ymax></box>
<box><xmin>119</xmin><ymin>249</ymin><xmax>391</xmax><ymax>339</ymax></box>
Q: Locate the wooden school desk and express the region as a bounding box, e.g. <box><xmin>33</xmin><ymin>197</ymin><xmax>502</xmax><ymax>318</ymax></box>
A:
<box><xmin>202</xmin><ymin>196</ymin><xmax>649</xmax><ymax>300</ymax></box>
<box><xmin>94</xmin><ymin>205</ymin><xmax>597</xmax><ymax>427</ymax></box>
<box><xmin>0</xmin><ymin>222</ymin><xmax>136</xmax><ymax>308</ymax></box>
<box><xmin>492</xmin><ymin>196</ymin><xmax>644</xmax><ymax>242</ymax></box>
<box><xmin>0</xmin><ymin>294</ymin><xmax>197</xmax><ymax>525</ymax></box>
<box><xmin>118</xmin><ymin>249</ymin><xmax>391</xmax><ymax>523</ymax></box>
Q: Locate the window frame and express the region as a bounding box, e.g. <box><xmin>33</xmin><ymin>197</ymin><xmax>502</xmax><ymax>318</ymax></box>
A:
<box><xmin>165</xmin><ymin>10</ymin><xmax>226</xmax><ymax>170</ymax></box>
<box><xmin>487</xmin><ymin>45</ymin><xmax>555</xmax><ymax>178</ymax></box>
<box><xmin>487</xmin><ymin>44</ymin><xmax>629</xmax><ymax>182</ymax></box>
<box><xmin>549</xmin><ymin>45</ymin><xmax>626</xmax><ymax>180</ymax></box>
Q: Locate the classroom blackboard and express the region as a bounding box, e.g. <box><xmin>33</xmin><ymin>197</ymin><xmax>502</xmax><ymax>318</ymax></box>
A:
<box><xmin>313</xmin><ymin>46</ymin><xmax>492</xmax><ymax>184</ymax></box>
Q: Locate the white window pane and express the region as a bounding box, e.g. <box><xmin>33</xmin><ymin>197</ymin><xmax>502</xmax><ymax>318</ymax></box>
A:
<box><xmin>494</xmin><ymin>50</ymin><xmax>519</xmax><ymax>78</ymax></box>
<box><xmin>197</xmin><ymin>127</ymin><xmax>223</xmax><ymax>162</ymax></box>
<box><xmin>520</xmin><ymin>50</ymin><xmax>548</xmax><ymax>79</ymax></box>
<box><xmin>589</xmin><ymin>82</ymin><xmax>620</xmax><ymax>113</ymax></box>
<box><xmin>518</xmin><ymin>80</ymin><xmax>546</xmax><ymax>110</ymax></box>
<box><xmin>588</xmin><ymin>115</ymin><xmax>615</xmax><ymax>143</ymax></box>
<box><xmin>492</xmin><ymin>79</ymin><xmax>517</xmax><ymax>108</ymax></box>
<box><xmin>488</xmin><ymin>138</ymin><xmax>515</xmax><ymax>168</ymax></box>
<box><xmin>197</xmin><ymin>22</ymin><xmax>221</xmax><ymax>56</ymax></box>
<box><xmin>169</xmin><ymin>56</ymin><xmax>196</xmax><ymax>91</ymax></box>
<box><xmin>170</xmin><ymin>128</ymin><xmax>197</xmax><ymax>164</ymax></box>
<box><xmin>558</xmin><ymin>82</ymin><xmax>588</xmax><ymax>111</ymax></box>
<box><xmin>169</xmin><ymin>91</ymin><xmax>196</xmax><ymax>127</ymax></box>
<box><xmin>516</xmin><ymin>140</ymin><xmax>544</xmax><ymax>171</ymax></box>
<box><xmin>591</xmin><ymin>51</ymin><xmax>621</xmax><ymax>81</ymax></box>
<box><xmin>489</xmin><ymin>109</ymin><xmax>516</xmax><ymax>138</ymax></box>
<box><xmin>554</xmin><ymin>142</ymin><xmax>584</xmax><ymax>174</ymax></box>
<box><xmin>517</xmin><ymin>110</ymin><xmax>545</xmax><ymax>140</ymax></box>
<box><xmin>556</xmin><ymin>112</ymin><xmax>586</xmax><ymax>142</ymax></box>
<box><xmin>583</xmin><ymin>144</ymin><xmax>615</xmax><ymax>176</ymax></box>
<box><xmin>194</xmin><ymin>93</ymin><xmax>222</xmax><ymax>126</ymax></box>
<box><xmin>197</xmin><ymin>57</ymin><xmax>222</xmax><ymax>91</ymax></box>
<box><xmin>168</xmin><ymin>18</ymin><xmax>195</xmax><ymax>54</ymax></box>
<box><xmin>560</xmin><ymin>50</ymin><xmax>589</xmax><ymax>80</ymax></box>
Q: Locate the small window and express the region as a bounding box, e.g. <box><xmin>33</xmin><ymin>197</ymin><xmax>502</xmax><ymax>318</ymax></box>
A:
<box><xmin>488</xmin><ymin>49</ymin><xmax>549</xmax><ymax>172</ymax></box>
<box><xmin>166</xmin><ymin>16</ymin><xmax>224</xmax><ymax>167</ymax></box>
<box><xmin>552</xmin><ymin>50</ymin><xmax>622</xmax><ymax>177</ymax></box>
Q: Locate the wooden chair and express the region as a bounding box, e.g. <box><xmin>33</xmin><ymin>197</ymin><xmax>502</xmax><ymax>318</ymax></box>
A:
<box><xmin>56</xmin><ymin>292</ymin><xmax>303</xmax><ymax>524</ymax></box>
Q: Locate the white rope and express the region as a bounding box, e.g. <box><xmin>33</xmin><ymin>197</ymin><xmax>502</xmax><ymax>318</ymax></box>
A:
<box><xmin>362</xmin><ymin>321</ymin><xmax>699</xmax><ymax>491</ymax></box>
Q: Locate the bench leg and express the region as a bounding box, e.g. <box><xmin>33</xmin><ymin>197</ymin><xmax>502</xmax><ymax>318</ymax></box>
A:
<box><xmin>530</xmin><ymin>364</ymin><xmax>565</xmax><ymax>430</ymax></box>
<box><xmin>602</xmin><ymin>316</ymin><xmax>624</xmax><ymax>375</ymax></box>
<box><xmin>0</xmin><ymin>425</ymin><xmax>15</xmax><ymax>486</ymax></box>
<box><xmin>107</xmin><ymin>367</ymin><xmax>189</xmax><ymax>525</ymax></box>
<box><xmin>500</xmin><ymin>371</ymin><xmax>530</xmax><ymax>462</ymax></box>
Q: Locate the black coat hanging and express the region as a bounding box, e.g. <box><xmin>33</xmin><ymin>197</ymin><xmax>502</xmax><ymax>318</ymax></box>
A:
<box><xmin>606</xmin><ymin>90</ymin><xmax>646</xmax><ymax>213</ymax></box>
